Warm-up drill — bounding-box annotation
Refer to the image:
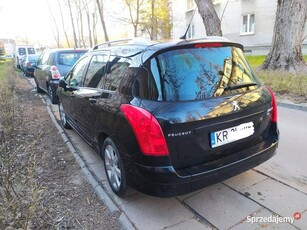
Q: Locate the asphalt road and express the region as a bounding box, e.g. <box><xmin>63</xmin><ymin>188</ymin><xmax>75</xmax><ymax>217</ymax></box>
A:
<box><xmin>34</xmin><ymin>81</ymin><xmax>306</xmax><ymax>230</ymax></box>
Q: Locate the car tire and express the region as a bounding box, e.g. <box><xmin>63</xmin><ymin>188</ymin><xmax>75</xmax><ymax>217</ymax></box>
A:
<box><xmin>102</xmin><ymin>138</ymin><xmax>127</xmax><ymax>197</ymax></box>
<box><xmin>48</xmin><ymin>85</ymin><xmax>59</xmax><ymax>104</ymax></box>
<box><xmin>58</xmin><ymin>102</ymin><xmax>71</xmax><ymax>129</ymax></box>
<box><xmin>35</xmin><ymin>80</ymin><xmax>44</xmax><ymax>93</ymax></box>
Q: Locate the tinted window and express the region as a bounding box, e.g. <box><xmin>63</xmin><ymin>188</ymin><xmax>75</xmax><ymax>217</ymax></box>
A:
<box><xmin>135</xmin><ymin>46</ymin><xmax>259</xmax><ymax>101</ymax></box>
<box><xmin>66</xmin><ymin>56</ymin><xmax>90</xmax><ymax>87</ymax></box>
<box><xmin>84</xmin><ymin>53</ymin><xmax>109</xmax><ymax>87</ymax></box>
<box><xmin>18</xmin><ymin>48</ymin><xmax>26</xmax><ymax>55</ymax></box>
<box><xmin>27</xmin><ymin>48</ymin><xmax>35</xmax><ymax>54</ymax></box>
<box><xmin>98</xmin><ymin>56</ymin><xmax>131</xmax><ymax>91</ymax></box>
<box><xmin>58</xmin><ymin>52</ymin><xmax>87</xmax><ymax>66</ymax></box>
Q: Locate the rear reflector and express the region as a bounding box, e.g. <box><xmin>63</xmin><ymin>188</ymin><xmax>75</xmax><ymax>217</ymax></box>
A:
<box><xmin>266</xmin><ymin>86</ymin><xmax>277</xmax><ymax>123</ymax></box>
<box><xmin>120</xmin><ymin>104</ymin><xmax>169</xmax><ymax>156</ymax></box>
<box><xmin>194</xmin><ymin>43</ymin><xmax>223</xmax><ymax>48</ymax></box>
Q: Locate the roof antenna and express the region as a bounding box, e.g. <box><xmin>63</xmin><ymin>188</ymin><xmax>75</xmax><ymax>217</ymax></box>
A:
<box><xmin>180</xmin><ymin>8</ymin><xmax>197</xmax><ymax>40</ymax></box>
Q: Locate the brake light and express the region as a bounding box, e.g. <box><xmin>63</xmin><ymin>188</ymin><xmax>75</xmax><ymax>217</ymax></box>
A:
<box><xmin>50</xmin><ymin>65</ymin><xmax>60</xmax><ymax>79</ymax></box>
<box><xmin>120</xmin><ymin>104</ymin><xmax>169</xmax><ymax>156</ymax></box>
<box><xmin>266</xmin><ymin>86</ymin><xmax>277</xmax><ymax>123</ymax></box>
<box><xmin>194</xmin><ymin>42</ymin><xmax>223</xmax><ymax>48</ymax></box>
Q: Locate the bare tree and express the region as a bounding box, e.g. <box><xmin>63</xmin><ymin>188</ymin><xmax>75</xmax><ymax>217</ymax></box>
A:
<box><xmin>96</xmin><ymin>0</ymin><xmax>109</xmax><ymax>41</ymax></box>
<box><xmin>67</xmin><ymin>0</ymin><xmax>78</xmax><ymax>48</ymax></box>
<box><xmin>261</xmin><ymin>0</ymin><xmax>307</xmax><ymax>72</ymax></box>
<box><xmin>57</xmin><ymin>0</ymin><xmax>71</xmax><ymax>47</ymax></box>
<box><xmin>83</xmin><ymin>0</ymin><xmax>93</xmax><ymax>47</ymax></box>
<box><xmin>75</xmin><ymin>0</ymin><xmax>85</xmax><ymax>48</ymax></box>
<box><xmin>92</xmin><ymin>12</ymin><xmax>98</xmax><ymax>44</ymax></box>
<box><xmin>47</xmin><ymin>0</ymin><xmax>60</xmax><ymax>47</ymax></box>
<box><xmin>125</xmin><ymin>0</ymin><xmax>143</xmax><ymax>37</ymax></box>
<box><xmin>194</xmin><ymin>0</ymin><xmax>222</xmax><ymax>36</ymax></box>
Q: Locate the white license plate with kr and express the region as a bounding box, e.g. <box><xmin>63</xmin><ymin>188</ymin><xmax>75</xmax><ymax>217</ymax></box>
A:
<box><xmin>210</xmin><ymin>122</ymin><xmax>254</xmax><ymax>148</ymax></box>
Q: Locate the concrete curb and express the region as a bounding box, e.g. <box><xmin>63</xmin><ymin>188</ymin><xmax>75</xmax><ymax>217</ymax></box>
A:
<box><xmin>44</xmin><ymin>101</ymin><xmax>133</xmax><ymax>230</ymax></box>
<box><xmin>277</xmin><ymin>101</ymin><xmax>307</xmax><ymax>112</ymax></box>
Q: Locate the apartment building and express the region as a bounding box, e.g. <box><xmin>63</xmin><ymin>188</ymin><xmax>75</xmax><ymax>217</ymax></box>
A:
<box><xmin>171</xmin><ymin>0</ymin><xmax>307</xmax><ymax>55</ymax></box>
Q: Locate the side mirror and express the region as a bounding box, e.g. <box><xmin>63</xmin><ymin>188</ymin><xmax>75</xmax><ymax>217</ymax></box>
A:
<box><xmin>59</xmin><ymin>77</ymin><xmax>67</xmax><ymax>89</ymax></box>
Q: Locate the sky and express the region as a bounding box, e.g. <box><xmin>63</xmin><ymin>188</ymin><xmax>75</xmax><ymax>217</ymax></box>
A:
<box><xmin>0</xmin><ymin>0</ymin><xmax>129</xmax><ymax>48</ymax></box>
<box><xmin>0</xmin><ymin>0</ymin><xmax>55</xmax><ymax>45</ymax></box>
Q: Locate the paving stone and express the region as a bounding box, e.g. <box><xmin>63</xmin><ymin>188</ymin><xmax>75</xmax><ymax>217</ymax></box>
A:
<box><xmin>184</xmin><ymin>183</ymin><xmax>260</xmax><ymax>230</ymax></box>
<box><xmin>224</xmin><ymin>170</ymin><xmax>268</xmax><ymax>191</ymax></box>
<box><xmin>230</xmin><ymin>208</ymin><xmax>297</xmax><ymax>230</ymax></box>
<box><xmin>165</xmin><ymin>218</ymin><xmax>212</xmax><ymax>230</ymax></box>
<box><xmin>241</xmin><ymin>178</ymin><xmax>307</xmax><ymax>230</ymax></box>
<box><xmin>121</xmin><ymin>196</ymin><xmax>194</xmax><ymax>230</ymax></box>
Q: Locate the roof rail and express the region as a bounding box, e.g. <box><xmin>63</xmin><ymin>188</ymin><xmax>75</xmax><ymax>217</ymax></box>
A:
<box><xmin>90</xmin><ymin>39</ymin><xmax>133</xmax><ymax>50</ymax></box>
<box><xmin>90</xmin><ymin>38</ymin><xmax>154</xmax><ymax>51</ymax></box>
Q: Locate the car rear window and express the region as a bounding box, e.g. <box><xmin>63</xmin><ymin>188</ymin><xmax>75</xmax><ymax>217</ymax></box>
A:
<box><xmin>18</xmin><ymin>48</ymin><xmax>26</xmax><ymax>55</ymax></box>
<box><xmin>134</xmin><ymin>46</ymin><xmax>260</xmax><ymax>101</ymax></box>
<box><xmin>27</xmin><ymin>48</ymin><xmax>35</xmax><ymax>54</ymax></box>
<box><xmin>58</xmin><ymin>52</ymin><xmax>87</xmax><ymax>66</ymax></box>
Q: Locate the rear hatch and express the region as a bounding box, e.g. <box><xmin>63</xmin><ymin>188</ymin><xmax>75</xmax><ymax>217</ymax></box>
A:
<box><xmin>135</xmin><ymin>42</ymin><xmax>276</xmax><ymax>170</ymax></box>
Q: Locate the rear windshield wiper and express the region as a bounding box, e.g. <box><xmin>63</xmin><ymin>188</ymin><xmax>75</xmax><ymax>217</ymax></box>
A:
<box><xmin>224</xmin><ymin>82</ymin><xmax>259</xmax><ymax>91</ymax></box>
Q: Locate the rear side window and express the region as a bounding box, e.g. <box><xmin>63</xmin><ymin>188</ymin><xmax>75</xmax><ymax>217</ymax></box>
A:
<box><xmin>41</xmin><ymin>51</ymin><xmax>50</xmax><ymax>65</ymax></box>
<box><xmin>135</xmin><ymin>46</ymin><xmax>259</xmax><ymax>101</ymax></box>
<box><xmin>58</xmin><ymin>52</ymin><xmax>86</xmax><ymax>66</ymax></box>
<box><xmin>98</xmin><ymin>56</ymin><xmax>131</xmax><ymax>91</ymax></box>
<box><xmin>84</xmin><ymin>53</ymin><xmax>109</xmax><ymax>88</ymax></box>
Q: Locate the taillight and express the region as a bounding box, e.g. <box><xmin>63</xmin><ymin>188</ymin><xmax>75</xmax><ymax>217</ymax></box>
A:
<box><xmin>194</xmin><ymin>42</ymin><xmax>223</xmax><ymax>48</ymax></box>
<box><xmin>50</xmin><ymin>65</ymin><xmax>60</xmax><ymax>79</ymax></box>
<box><xmin>120</xmin><ymin>104</ymin><xmax>169</xmax><ymax>156</ymax></box>
<box><xmin>266</xmin><ymin>86</ymin><xmax>277</xmax><ymax>123</ymax></box>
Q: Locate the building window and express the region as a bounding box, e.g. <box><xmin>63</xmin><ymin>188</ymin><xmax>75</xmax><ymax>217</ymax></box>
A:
<box><xmin>186</xmin><ymin>0</ymin><xmax>195</xmax><ymax>11</ymax></box>
<box><xmin>241</xmin><ymin>14</ymin><xmax>255</xmax><ymax>35</ymax></box>
<box><xmin>187</xmin><ymin>24</ymin><xmax>195</xmax><ymax>38</ymax></box>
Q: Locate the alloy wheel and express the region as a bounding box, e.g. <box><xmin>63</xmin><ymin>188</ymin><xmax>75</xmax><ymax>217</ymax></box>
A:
<box><xmin>104</xmin><ymin>144</ymin><xmax>122</xmax><ymax>191</ymax></box>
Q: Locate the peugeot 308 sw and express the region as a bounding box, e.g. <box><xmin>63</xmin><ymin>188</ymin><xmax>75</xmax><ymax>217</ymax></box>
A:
<box><xmin>57</xmin><ymin>38</ymin><xmax>279</xmax><ymax>197</ymax></box>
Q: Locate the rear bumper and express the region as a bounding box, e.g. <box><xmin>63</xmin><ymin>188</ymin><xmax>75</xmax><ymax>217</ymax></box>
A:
<box><xmin>129</xmin><ymin>141</ymin><xmax>278</xmax><ymax>197</ymax></box>
<box><xmin>50</xmin><ymin>79</ymin><xmax>59</xmax><ymax>88</ymax></box>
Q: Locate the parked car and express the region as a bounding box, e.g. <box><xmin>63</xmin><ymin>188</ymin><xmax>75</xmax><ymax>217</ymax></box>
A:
<box><xmin>18</xmin><ymin>55</ymin><xmax>27</xmax><ymax>71</ymax></box>
<box><xmin>21</xmin><ymin>54</ymin><xmax>40</xmax><ymax>77</ymax></box>
<box><xmin>34</xmin><ymin>49</ymin><xmax>88</xmax><ymax>104</ymax></box>
<box><xmin>57</xmin><ymin>38</ymin><xmax>279</xmax><ymax>197</ymax></box>
<box><xmin>15</xmin><ymin>45</ymin><xmax>36</xmax><ymax>69</ymax></box>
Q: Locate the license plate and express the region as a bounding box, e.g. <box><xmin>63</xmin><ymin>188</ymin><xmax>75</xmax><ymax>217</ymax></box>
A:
<box><xmin>210</xmin><ymin>122</ymin><xmax>254</xmax><ymax>148</ymax></box>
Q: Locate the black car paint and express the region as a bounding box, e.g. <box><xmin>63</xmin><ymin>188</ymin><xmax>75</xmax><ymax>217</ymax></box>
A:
<box><xmin>57</xmin><ymin>39</ymin><xmax>279</xmax><ymax>197</ymax></box>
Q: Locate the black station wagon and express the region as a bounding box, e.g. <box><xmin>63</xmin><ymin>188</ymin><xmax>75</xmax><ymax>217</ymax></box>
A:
<box><xmin>57</xmin><ymin>38</ymin><xmax>279</xmax><ymax>197</ymax></box>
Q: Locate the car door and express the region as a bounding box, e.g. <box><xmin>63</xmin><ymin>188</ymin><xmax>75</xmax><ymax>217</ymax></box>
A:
<box><xmin>73</xmin><ymin>52</ymin><xmax>110</xmax><ymax>142</ymax></box>
<box><xmin>35</xmin><ymin>50</ymin><xmax>50</xmax><ymax>91</ymax></box>
<box><xmin>59</xmin><ymin>55</ymin><xmax>91</xmax><ymax>129</ymax></box>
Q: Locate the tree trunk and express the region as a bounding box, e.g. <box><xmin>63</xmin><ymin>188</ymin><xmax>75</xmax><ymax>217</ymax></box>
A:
<box><xmin>96</xmin><ymin>0</ymin><xmax>109</xmax><ymax>42</ymax></box>
<box><xmin>194</xmin><ymin>0</ymin><xmax>222</xmax><ymax>36</ymax></box>
<box><xmin>92</xmin><ymin>12</ymin><xmax>98</xmax><ymax>45</ymax></box>
<box><xmin>67</xmin><ymin>0</ymin><xmax>78</xmax><ymax>48</ymax></box>
<box><xmin>125</xmin><ymin>0</ymin><xmax>141</xmax><ymax>37</ymax></box>
<box><xmin>77</xmin><ymin>0</ymin><xmax>86</xmax><ymax>48</ymax></box>
<box><xmin>57</xmin><ymin>0</ymin><xmax>71</xmax><ymax>47</ymax></box>
<box><xmin>261</xmin><ymin>0</ymin><xmax>307</xmax><ymax>72</ymax></box>
<box><xmin>82</xmin><ymin>0</ymin><xmax>93</xmax><ymax>47</ymax></box>
<box><xmin>47</xmin><ymin>0</ymin><xmax>61</xmax><ymax>47</ymax></box>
